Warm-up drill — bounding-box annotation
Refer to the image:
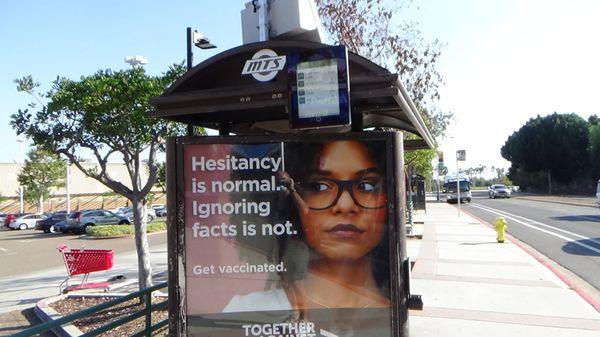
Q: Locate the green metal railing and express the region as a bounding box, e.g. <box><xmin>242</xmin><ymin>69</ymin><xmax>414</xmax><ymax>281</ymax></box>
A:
<box><xmin>12</xmin><ymin>282</ymin><xmax>168</xmax><ymax>337</ymax></box>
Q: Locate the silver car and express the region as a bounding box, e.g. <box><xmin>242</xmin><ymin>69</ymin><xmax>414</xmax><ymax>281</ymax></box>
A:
<box><xmin>489</xmin><ymin>184</ymin><xmax>512</xmax><ymax>198</ymax></box>
<box><xmin>8</xmin><ymin>214</ymin><xmax>47</xmax><ymax>230</ymax></box>
<box><xmin>115</xmin><ymin>207</ymin><xmax>156</xmax><ymax>223</ymax></box>
<box><xmin>55</xmin><ymin>209</ymin><xmax>130</xmax><ymax>234</ymax></box>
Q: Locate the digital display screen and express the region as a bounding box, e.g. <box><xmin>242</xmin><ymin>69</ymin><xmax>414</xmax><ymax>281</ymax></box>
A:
<box><xmin>296</xmin><ymin>59</ymin><xmax>340</xmax><ymax>118</ymax></box>
<box><xmin>287</xmin><ymin>45</ymin><xmax>350</xmax><ymax>129</ymax></box>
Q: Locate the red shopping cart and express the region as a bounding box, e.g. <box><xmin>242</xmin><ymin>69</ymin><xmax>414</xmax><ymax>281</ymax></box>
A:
<box><xmin>57</xmin><ymin>244</ymin><xmax>114</xmax><ymax>293</ymax></box>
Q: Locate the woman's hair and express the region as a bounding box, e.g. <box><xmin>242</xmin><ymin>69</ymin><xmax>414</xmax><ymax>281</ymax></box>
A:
<box><xmin>229</xmin><ymin>140</ymin><xmax>390</xmax><ymax>297</ymax></box>
<box><xmin>280</xmin><ymin>140</ymin><xmax>390</xmax><ymax>296</ymax></box>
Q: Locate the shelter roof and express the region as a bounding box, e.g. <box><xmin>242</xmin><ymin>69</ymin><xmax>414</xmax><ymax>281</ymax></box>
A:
<box><xmin>150</xmin><ymin>40</ymin><xmax>434</xmax><ymax>149</ymax></box>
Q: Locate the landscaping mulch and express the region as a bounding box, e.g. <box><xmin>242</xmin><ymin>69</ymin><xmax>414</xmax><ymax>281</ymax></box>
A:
<box><xmin>50</xmin><ymin>296</ymin><xmax>168</xmax><ymax>336</ymax></box>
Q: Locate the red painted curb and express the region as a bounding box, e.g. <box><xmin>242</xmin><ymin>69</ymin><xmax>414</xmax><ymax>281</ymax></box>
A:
<box><xmin>457</xmin><ymin>205</ymin><xmax>600</xmax><ymax>313</ymax></box>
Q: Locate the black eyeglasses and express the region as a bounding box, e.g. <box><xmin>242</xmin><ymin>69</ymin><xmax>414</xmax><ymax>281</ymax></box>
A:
<box><xmin>295</xmin><ymin>177</ymin><xmax>387</xmax><ymax>210</ymax></box>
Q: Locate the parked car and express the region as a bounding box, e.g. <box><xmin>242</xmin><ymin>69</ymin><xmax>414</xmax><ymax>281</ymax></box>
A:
<box><xmin>489</xmin><ymin>184</ymin><xmax>512</xmax><ymax>198</ymax></box>
<box><xmin>54</xmin><ymin>209</ymin><xmax>130</xmax><ymax>234</ymax></box>
<box><xmin>8</xmin><ymin>214</ymin><xmax>47</xmax><ymax>230</ymax></box>
<box><xmin>4</xmin><ymin>214</ymin><xmax>20</xmax><ymax>227</ymax></box>
<box><xmin>151</xmin><ymin>204</ymin><xmax>167</xmax><ymax>217</ymax></box>
<box><xmin>111</xmin><ymin>206</ymin><xmax>130</xmax><ymax>214</ymax></box>
<box><xmin>35</xmin><ymin>211</ymin><xmax>69</xmax><ymax>233</ymax></box>
<box><xmin>116</xmin><ymin>207</ymin><xmax>156</xmax><ymax>222</ymax></box>
<box><xmin>0</xmin><ymin>213</ymin><xmax>7</xmax><ymax>225</ymax></box>
<box><xmin>4</xmin><ymin>213</ymin><xmax>31</xmax><ymax>228</ymax></box>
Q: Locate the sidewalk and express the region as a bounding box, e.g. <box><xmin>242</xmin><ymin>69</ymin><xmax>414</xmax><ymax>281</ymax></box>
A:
<box><xmin>408</xmin><ymin>202</ymin><xmax>600</xmax><ymax>336</ymax></box>
<box><xmin>3</xmin><ymin>204</ymin><xmax>600</xmax><ymax>336</ymax></box>
<box><xmin>0</xmin><ymin>244</ymin><xmax>168</xmax><ymax>336</ymax></box>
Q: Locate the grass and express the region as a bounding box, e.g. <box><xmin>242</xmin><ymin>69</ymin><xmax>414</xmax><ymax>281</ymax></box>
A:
<box><xmin>86</xmin><ymin>221</ymin><xmax>166</xmax><ymax>237</ymax></box>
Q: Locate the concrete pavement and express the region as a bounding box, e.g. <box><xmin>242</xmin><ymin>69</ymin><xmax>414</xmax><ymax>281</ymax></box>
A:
<box><xmin>0</xmin><ymin>243</ymin><xmax>167</xmax><ymax>336</ymax></box>
<box><xmin>408</xmin><ymin>201</ymin><xmax>600</xmax><ymax>336</ymax></box>
<box><xmin>3</xmin><ymin>201</ymin><xmax>600</xmax><ymax>336</ymax></box>
<box><xmin>0</xmin><ymin>243</ymin><xmax>167</xmax><ymax>314</ymax></box>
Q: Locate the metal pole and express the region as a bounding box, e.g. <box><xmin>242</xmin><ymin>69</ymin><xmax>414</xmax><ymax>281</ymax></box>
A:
<box><xmin>186</xmin><ymin>27</ymin><xmax>194</xmax><ymax>137</ymax></box>
<box><xmin>19</xmin><ymin>187</ymin><xmax>24</xmax><ymax>214</ymax></box>
<box><xmin>456</xmin><ymin>156</ymin><xmax>461</xmax><ymax>217</ymax></box>
<box><xmin>186</xmin><ymin>27</ymin><xmax>193</xmax><ymax>70</ymax></box>
<box><xmin>258</xmin><ymin>0</ymin><xmax>269</xmax><ymax>41</ymax></box>
<box><xmin>66</xmin><ymin>161</ymin><xmax>71</xmax><ymax>214</ymax></box>
<box><xmin>18</xmin><ymin>139</ymin><xmax>24</xmax><ymax>213</ymax></box>
<box><xmin>435</xmin><ymin>170</ymin><xmax>440</xmax><ymax>201</ymax></box>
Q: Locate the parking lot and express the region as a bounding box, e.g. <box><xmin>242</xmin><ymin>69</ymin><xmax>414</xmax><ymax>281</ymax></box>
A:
<box><xmin>0</xmin><ymin>225</ymin><xmax>167</xmax><ymax>278</ymax></box>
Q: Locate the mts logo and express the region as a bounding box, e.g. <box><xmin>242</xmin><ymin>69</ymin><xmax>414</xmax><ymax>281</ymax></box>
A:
<box><xmin>241</xmin><ymin>49</ymin><xmax>286</xmax><ymax>82</ymax></box>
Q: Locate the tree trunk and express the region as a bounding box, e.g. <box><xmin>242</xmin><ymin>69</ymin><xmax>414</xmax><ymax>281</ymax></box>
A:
<box><xmin>132</xmin><ymin>197</ymin><xmax>153</xmax><ymax>290</ymax></box>
<box><xmin>39</xmin><ymin>196</ymin><xmax>43</xmax><ymax>213</ymax></box>
<box><xmin>547</xmin><ymin>170</ymin><xmax>552</xmax><ymax>195</ymax></box>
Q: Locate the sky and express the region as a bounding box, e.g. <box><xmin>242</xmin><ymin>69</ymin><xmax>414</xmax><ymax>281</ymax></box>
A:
<box><xmin>1</xmin><ymin>0</ymin><xmax>598</xmax><ymax>176</ymax></box>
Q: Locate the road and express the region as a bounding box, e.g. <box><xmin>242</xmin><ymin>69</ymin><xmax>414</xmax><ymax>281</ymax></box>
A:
<box><xmin>461</xmin><ymin>190</ymin><xmax>600</xmax><ymax>290</ymax></box>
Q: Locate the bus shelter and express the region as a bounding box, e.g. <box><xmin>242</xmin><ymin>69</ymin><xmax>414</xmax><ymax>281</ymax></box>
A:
<box><xmin>151</xmin><ymin>39</ymin><xmax>434</xmax><ymax>337</ymax></box>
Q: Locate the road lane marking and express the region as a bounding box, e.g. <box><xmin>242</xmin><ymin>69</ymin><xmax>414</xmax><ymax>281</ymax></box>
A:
<box><xmin>470</xmin><ymin>203</ymin><xmax>600</xmax><ymax>255</ymax></box>
<box><xmin>0</xmin><ymin>247</ymin><xmax>7</xmax><ymax>252</ymax></box>
<box><xmin>472</xmin><ymin>203</ymin><xmax>600</xmax><ymax>243</ymax></box>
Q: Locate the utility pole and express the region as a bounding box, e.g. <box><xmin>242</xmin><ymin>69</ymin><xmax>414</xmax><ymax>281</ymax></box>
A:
<box><xmin>456</xmin><ymin>150</ymin><xmax>466</xmax><ymax>217</ymax></box>
<box><xmin>186</xmin><ymin>27</ymin><xmax>217</xmax><ymax>136</ymax></box>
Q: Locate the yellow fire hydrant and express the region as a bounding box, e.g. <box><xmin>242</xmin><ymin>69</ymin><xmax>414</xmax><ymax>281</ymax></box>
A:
<box><xmin>494</xmin><ymin>217</ymin><xmax>507</xmax><ymax>243</ymax></box>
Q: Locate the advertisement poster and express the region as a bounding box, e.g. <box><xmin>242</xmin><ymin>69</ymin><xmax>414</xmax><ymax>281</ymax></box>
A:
<box><xmin>183</xmin><ymin>136</ymin><xmax>395</xmax><ymax>337</ymax></box>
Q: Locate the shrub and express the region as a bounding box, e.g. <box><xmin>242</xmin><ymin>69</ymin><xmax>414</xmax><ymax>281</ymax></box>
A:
<box><xmin>87</xmin><ymin>222</ymin><xmax>166</xmax><ymax>237</ymax></box>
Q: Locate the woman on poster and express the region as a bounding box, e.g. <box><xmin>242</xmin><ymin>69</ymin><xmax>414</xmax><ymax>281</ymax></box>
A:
<box><xmin>224</xmin><ymin>139</ymin><xmax>391</xmax><ymax>312</ymax></box>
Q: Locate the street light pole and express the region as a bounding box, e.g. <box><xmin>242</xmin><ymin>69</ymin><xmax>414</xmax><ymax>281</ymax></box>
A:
<box><xmin>456</xmin><ymin>154</ymin><xmax>461</xmax><ymax>217</ymax></box>
<box><xmin>186</xmin><ymin>27</ymin><xmax>194</xmax><ymax>71</ymax></box>
<box><xmin>17</xmin><ymin>139</ymin><xmax>24</xmax><ymax>213</ymax></box>
<box><xmin>455</xmin><ymin>149</ymin><xmax>466</xmax><ymax>217</ymax></box>
<box><xmin>65</xmin><ymin>159</ymin><xmax>71</xmax><ymax>214</ymax></box>
<box><xmin>186</xmin><ymin>27</ymin><xmax>217</xmax><ymax>136</ymax></box>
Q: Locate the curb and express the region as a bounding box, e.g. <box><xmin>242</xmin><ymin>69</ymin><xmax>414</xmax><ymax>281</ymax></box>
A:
<box><xmin>83</xmin><ymin>230</ymin><xmax>167</xmax><ymax>240</ymax></box>
<box><xmin>34</xmin><ymin>290</ymin><xmax>169</xmax><ymax>336</ymax></box>
<box><xmin>34</xmin><ymin>295</ymin><xmax>83</xmax><ymax>337</ymax></box>
<box><xmin>458</xmin><ymin>206</ymin><xmax>600</xmax><ymax>313</ymax></box>
<box><xmin>34</xmin><ymin>293</ymin><xmax>131</xmax><ymax>337</ymax></box>
<box><xmin>514</xmin><ymin>196</ymin><xmax>598</xmax><ymax>209</ymax></box>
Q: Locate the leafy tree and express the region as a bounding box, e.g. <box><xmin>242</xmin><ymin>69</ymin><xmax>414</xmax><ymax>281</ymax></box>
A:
<box><xmin>12</xmin><ymin>64</ymin><xmax>185</xmax><ymax>290</ymax></box>
<box><xmin>588</xmin><ymin>114</ymin><xmax>599</xmax><ymax>125</ymax></box>
<box><xmin>154</xmin><ymin>162</ymin><xmax>167</xmax><ymax>193</ymax></box>
<box><xmin>501</xmin><ymin>113</ymin><xmax>590</xmax><ymax>192</ymax></box>
<box><xmin>17</xmin><ymin>147</ymin><xmax>66</xmax><ymax>212</ymax></box>
<box><xmin>475</xmin><ymin>164</ymin><xmax>486</xmax><ymax>179</ymax></box>
<box><xmin>316</xmin><ymin>0</ymin><xmax>453</xmax><ymax>177</ymax></box>
<box><xmin>589</xmin><ymin>123</ymin><xmax>600</xmax><ymax>180</ymax></box>
<box><xmin>317</xmin><ymin>0</ymin><xmax>441</xmax><ymax>104</ymax></box>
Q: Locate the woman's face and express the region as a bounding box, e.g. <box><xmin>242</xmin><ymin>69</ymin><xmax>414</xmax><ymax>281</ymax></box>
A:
<box><xmin>297</xmin><ymin>140</ymin><xmax>387</xmax><ymax>261</ymax></box>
